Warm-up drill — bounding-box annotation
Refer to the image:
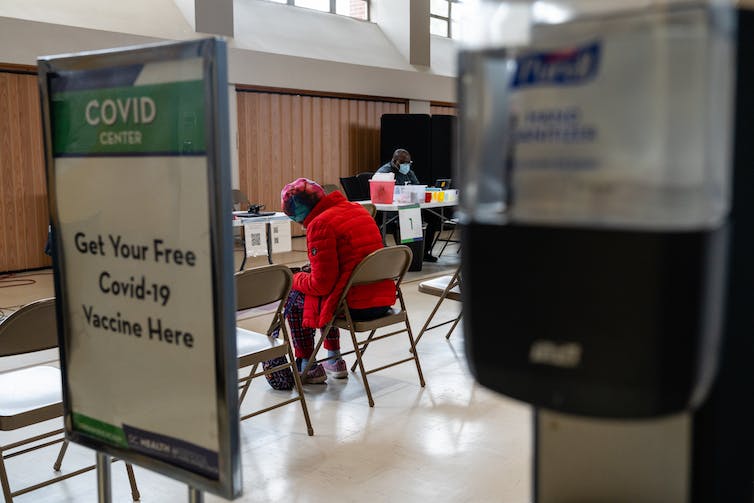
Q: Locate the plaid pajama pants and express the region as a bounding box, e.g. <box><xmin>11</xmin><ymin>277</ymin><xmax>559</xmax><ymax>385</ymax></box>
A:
<box><xmin>282</xmin><ymin>289</ymin><xmax>340</xmax><ymax>359</ymax></box>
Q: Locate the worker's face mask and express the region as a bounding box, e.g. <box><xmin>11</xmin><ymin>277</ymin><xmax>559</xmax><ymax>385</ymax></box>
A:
<box><xmin>399</xmin><ymin>163</ymin><xmax>411</xmax><ymax>175</ymax></box>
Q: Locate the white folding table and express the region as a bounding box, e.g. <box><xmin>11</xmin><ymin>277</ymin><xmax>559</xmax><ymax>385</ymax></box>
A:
<box><xmin>232</xmin><ymin>211</ymin><xmax>291</xmax><ymax>270</ymax></box>
<box><xmin>356</xmin><ymin>200</ymin><xmax>459</xmax><ymax>246</ymax></box>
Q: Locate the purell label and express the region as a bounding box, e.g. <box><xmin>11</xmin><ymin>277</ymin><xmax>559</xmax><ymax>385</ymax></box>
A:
<box><xmin>458</xmin><ymin>6</ymin><xmax>734</xmax><ymax>229</ymax></box>
<box><xmin>513</xmin><ymin>43</ymin><xmax>600</xmax><ymax>89</ymax></box>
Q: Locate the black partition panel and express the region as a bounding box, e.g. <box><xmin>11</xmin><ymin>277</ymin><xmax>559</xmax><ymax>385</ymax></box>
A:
<box><xmin>431</xmin><ymin>114</ymin><xmax>457</xmax><ymax>185</ymax></box>
<box><xmin>380</xmin><ymin>113</ymin><xmax>456</xmax><ymax>185</ymax></box>
<box><xmin>380</xmin><ymin>114</ymin><xmax>432</xmax><ymax>184</ymax></box>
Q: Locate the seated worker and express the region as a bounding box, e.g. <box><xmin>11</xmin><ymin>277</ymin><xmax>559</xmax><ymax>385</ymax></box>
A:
<box><xmin>376</xmin><ymin>148</ymin><xmax>441</xmax><ymax>262</ymax></box>
<box><xmin>279</xmin><ymin>178</ymin><xmax>396</xmax><ymax>383</ymax></box>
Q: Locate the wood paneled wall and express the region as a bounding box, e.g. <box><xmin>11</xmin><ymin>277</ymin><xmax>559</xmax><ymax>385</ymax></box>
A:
<box><xmin>430</xmin><ymin>104</ymin><xmax>457</xmax><ymax>116</ymax></box>
<box><xmin>0</xmin><ymin>69</ymin><xmax>50</xmax><ymax>273</ymax></box>
<box><xmin>0</xmin><ymin>74</ymin><xmax>455</xmax><ymax>273</ymax></box>
<box><xmin>236</xmin><ymin>88</ymin><xmax>407</xmax><ymax>214</ymax></box>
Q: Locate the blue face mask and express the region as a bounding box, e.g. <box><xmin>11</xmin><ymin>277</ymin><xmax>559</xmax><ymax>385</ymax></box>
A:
<box><xmin>399</xmin><ymin>163</ymin><xmax>411</xmax><ymax>175</ymax></box>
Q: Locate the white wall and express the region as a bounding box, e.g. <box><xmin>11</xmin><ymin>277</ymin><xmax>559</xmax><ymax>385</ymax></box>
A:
<box><xmin>371</xmin><ymin>0</ymin><xmax>412</xmax><ymax>66</ymax></box>
<box><xmin>0</xmin><ymin>0</ymin><xmax>458</xmax><ymax>103</ymax></box>
<box><xmin>0</xmin><ymin>0</ymin><xmax>195</xmax><ymax>40</ymax></box>
<box><xmin>409</xmin><ymin>100</ymin><xmax>431</xmax><ymax>114</ymax></box>
<box><xmin>233</xmin><ymin>0</ymin><xmax>414</xmax><ymax>71</ymax></box>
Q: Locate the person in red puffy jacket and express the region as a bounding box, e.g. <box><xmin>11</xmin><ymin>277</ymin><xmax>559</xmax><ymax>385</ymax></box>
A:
<box><xmin>280</xmin><ymin>178</ymin><xmax>396</xmax><ymax>383</ymax></box>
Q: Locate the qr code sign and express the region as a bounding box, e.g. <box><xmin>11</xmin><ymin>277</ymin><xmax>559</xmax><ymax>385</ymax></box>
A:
<box><xmin>250</xmin><ymin>233</ymin><xmax>262</xmax><ymax>246</ymax></box>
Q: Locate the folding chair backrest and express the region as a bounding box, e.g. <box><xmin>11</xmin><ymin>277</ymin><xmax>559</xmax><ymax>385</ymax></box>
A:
<box><xmin>235</xmin><ymin>264</ymin><xmax>293</xmax><ymax>311</ymax></box>
<box><xmin>232</xmin><ymin>189</ymin><xmax>250</xmax><ymax>211</ymax></box>
<box><xmin>323</xmin><ymin>183</ymin><xmax>342</xmax><ymax>195</ymax></box>
<box><xmin>346</xmin><ymin>245</ymin><xmax>412</xmax><ymax>290</ymax></box>
<box><xmin>0</xmin><ymin>298</ymin><xmax>57</xmax><ymax>357</ymax></box>
<box><xmin>306</xmin><ymin>244</ymin><xmax>425</xmax><ymax>406</ymax></box>
<box><xmin>362</xmin><ymin>202</ymin><xmax>377</xmax><ymax>218</ymax></box>
<box><xmin>0</xmin><ymin>296</ymin><xmax>142</xmax><ymax>500</ymax></box>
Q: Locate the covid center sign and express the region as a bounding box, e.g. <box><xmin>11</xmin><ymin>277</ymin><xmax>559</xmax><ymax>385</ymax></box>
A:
<box><xmin>38</xmin><ymin>38</ymin><xmax>242</xmax><ymax>498</ymax></box>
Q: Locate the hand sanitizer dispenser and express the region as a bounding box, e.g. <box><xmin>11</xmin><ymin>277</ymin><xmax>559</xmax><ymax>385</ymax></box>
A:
<box><xmin>457</xmin><ymin>1</ymin><xmax>735</xmax><ymax>418</ymax></box>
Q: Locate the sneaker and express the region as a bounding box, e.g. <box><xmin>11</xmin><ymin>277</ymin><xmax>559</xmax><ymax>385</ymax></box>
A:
<box><xmin>262</xmin><ymin>356</ymin><xmax>295</xmax><ymax>390</ymax></box>
<box><xmin>296</xmin><ymin>359</ymin><xmax>327</xmax><ymax>384</ymax></box>
<box><xmin>322</xmin><ymin>358</ymin><xmax>349</xmax><ymax>379</ymax></box>
<box><xmin>423</xmin><ymin>254</ymin><xmax>438</xmax><ymax>263</ymax></box>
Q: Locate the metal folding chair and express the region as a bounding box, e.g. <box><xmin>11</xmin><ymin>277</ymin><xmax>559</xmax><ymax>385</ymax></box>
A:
<box><xmin>235</xmin><ymin>265</ymin><xmax>314</xmax><ymax>435</ymax></box>
<box><xmin>414</xmin><ymin>265</ymin><xmax>462</xmax><ymax>346</ymax></box>
<box><xmin>300</xmin><ymin>245</ymin><xmax>426</xmax><ymax>407</ymax></box>
<box><xmin>322</xmin><ymin>183</ymin><xmax>341</xmax><ymax>195</ymax></box>
<box><xmin>362</xmin><ymin>202</ymin><xmax>377</xmax><ymax>218</ymax></box>
<box><xmin>432</xmin><ymin>216</ymin><xmax>461</xmax><ymax>258</ymax></box>
<box><xmin>0</xmin><ymin>298</ymin><xmax>139</xmax><ymax>502</ymax></box>
<box><xmin>232</xmin><ymin>189</ymin><xmax>251</xmax><ymax>211</ymax></box>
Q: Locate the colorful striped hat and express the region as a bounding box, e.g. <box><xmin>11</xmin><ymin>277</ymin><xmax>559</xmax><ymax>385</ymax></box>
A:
<box><xmin>281</xmin><ymin>178</ymin><xmax>326</xmax><ymax>223</ymax></box>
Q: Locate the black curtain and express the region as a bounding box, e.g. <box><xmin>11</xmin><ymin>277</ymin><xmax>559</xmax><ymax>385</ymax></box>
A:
<box><xmin>380</xmin><ymin>113</ymin><xmax>456</xmax><ymax>186</ymax></box>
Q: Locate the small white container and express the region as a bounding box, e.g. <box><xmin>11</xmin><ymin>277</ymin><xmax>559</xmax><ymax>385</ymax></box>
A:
<box><xmin>394</xmin><ymin>185</ymin><xmax>410</xmax><ymax>203</ymax></box>
<box><xmin>405</xmin><ymin>185</ymin><xmax>427</xmax><ymax>203</ymax></box>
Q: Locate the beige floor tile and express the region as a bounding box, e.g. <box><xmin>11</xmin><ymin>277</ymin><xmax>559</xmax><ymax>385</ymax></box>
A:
<box><xmin>0</xmin><ymin>237</ymin><xmax>533</xmax><ymax>502</ymax></box>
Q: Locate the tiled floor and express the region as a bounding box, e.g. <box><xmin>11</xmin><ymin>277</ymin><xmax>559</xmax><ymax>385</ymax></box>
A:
<box><xmin>0</xmin><ymin>236</ymin><xmax>533</xmax><ymax>503</ymax></box>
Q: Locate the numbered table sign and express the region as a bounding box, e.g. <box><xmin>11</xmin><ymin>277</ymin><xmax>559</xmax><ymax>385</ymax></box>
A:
<box><xmin>38</xmin><ymin>38</ymin><xmax>241</xmax><ymax>498</ymax></box>
<box><xmin>398</xmin><ymin>204</ymin><xmax>424</xmax><ymax>243</ymax></box>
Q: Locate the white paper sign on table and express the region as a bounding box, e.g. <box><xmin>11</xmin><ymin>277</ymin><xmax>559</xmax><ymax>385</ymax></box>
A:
<box><xmin>270</xmin><ymin>221</ymin><xmax>292</xmax><ymax>253</ymax></box>
<box><xmin>244</xmin><ymin>222</ymin><xmax>267</xmax><ymax>257</ymax></box>
<box><xmin>398</xmin><ymin>204</ymin><xmax>423</xmax><ymax>243</ymax></box>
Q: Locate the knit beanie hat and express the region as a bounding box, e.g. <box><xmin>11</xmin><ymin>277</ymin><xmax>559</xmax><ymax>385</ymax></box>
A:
<box><xmin>281</xmin><ymin>178</ymin><xmax>326</xmax><ymax>223</ymax></box>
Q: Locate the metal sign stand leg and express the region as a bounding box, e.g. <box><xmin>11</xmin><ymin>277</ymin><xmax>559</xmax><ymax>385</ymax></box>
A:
<box><xmin>96</xmin><ymin>452</ymin><xmax>112</xmax><ymax>503</ymax></box>
<box><xmin>189</xmin><ymin>486</ymin><xmax>204</xmax><ymax>502</ymax></box>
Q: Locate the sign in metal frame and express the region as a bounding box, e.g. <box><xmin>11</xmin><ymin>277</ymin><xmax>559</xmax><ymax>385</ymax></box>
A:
<box><xmin>38</xmin><ymin>38</ymin><xmax>241</xmax><ymax>498</ymax></box>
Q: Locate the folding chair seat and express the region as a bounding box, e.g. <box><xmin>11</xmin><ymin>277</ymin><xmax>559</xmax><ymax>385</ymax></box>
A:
<box><xmin>300</xmin><ymin>245</ymin><xmax>426</xmax><ymax>407</ymax></box>
<box><xmin>414</xmin><ymin>265</ymin><xmax>462</xmax><ymax>346</ymax></box>
<box><xmin>0</xmin><ymin>298</ymin><xmax>139</xmax><ymax>502</ymax></box>
<box><xmin>235</xmin><ymin>265</ymin><xmax>314</xmax><ymax>435</ymax></box>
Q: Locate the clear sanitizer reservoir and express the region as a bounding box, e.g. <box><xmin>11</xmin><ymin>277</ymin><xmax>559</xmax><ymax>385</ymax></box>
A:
<box><xmin>458</xmin><ymin>0</ymin><xmax>735</xmax><ymax>418</ymax></box>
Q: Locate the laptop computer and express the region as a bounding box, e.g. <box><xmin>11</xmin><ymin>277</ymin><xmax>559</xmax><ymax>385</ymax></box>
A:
<box><xmin>435</xmin><ymin>178</ymin><xmax>452</xmax><ymax>190</ymax></box>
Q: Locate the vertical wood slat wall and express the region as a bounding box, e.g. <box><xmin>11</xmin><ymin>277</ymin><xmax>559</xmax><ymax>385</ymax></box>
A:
<box><xmin>236</xmin><ymin>89</ymin><xmax>407</xmax><ymax>214</ymax></box>
<box><xmin>0</xmin><ymin>76</ymin><xmax>422</xmax><ymax>273</ymax></box>
<box><xmin>430</xmin><ymin>104</ymin><xmax>457</xmax><ymax>116</ymax></box>
<box><xmin>0</xmin><ymin>70</ymin><xmax>50</xmax><ymax>273</ymax></box>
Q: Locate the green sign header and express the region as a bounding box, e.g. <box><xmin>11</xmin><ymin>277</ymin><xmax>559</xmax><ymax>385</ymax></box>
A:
<box><xmin>52</xmin><ymin>80</ymin><xmax>206</xmax><ymax>156</ymax></box>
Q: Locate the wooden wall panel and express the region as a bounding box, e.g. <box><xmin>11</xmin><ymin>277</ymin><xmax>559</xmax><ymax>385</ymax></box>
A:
<box><xmin>0</xmin><ymin>75</ymin><xmax>412</xmax><ymax>272</ymax></box>
<box><xmin>431</xmin><ymin>104</ymin><xmax>457</xmax><ymax>116</ymax></box>
<box><xmin>0</xmin><ymin>71</ymin><xmax>50</xmax><ymax>273</ymax></box>
<box><xmin>236</xmin><ymin>89</ymin><xmax>407</xmax><ymax>215</ymax></box>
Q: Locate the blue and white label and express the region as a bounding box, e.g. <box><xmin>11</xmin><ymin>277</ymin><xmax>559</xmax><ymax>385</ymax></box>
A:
<box><xmin>513</xmin><ymin>42</ymin><xmax>600</xmax><ymax>89</ymax></box>
<box><xmin>498</xmin><ymin>7</ymin><xmax>734</xmax><ymax>229</ymax></box>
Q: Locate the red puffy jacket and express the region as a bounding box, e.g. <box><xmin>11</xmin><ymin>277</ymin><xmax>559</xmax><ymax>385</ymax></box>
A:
<box><xmin>292</xmin><ymin>191</ymin><xmax>396</xmax><ymax>328</ymax></box>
